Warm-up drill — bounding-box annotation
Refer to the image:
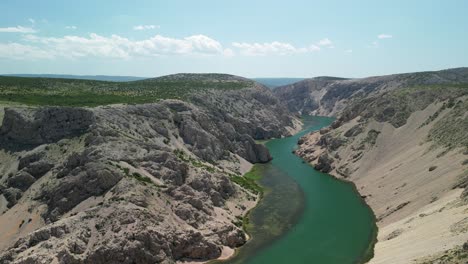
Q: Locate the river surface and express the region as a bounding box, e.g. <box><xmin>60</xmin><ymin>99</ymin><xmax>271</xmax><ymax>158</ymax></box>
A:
<box><xmin>221</xmin><ymin>116</ymin><xmax>377</xmax><ymax>264</ymax></box>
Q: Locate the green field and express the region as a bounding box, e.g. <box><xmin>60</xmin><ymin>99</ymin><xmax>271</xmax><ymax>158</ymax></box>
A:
<box><xmin>0</xmin><ymin>74</ymin><xmax>254</xmax><ymax>107</ymax></box>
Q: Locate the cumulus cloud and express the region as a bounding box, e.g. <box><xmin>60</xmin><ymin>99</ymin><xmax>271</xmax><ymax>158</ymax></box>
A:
<box><xmin>231</xmin><ymin>37</ymin><xmax>335</xmax><ymax>56</ymax></box>
<box><xmin>0</xmin><ymin>43</ymin><xmax>53</xmax><ymax>60</ymax></box>
<box><xmin>0</xmin><ymin>32</ymin><xmax>337</xmax><ymax>60</ymax></box>
<box><xmin>318</xmin><ymin>38</ymin><xmax>333</xmax><ymax>46</ymax></box>
<box><xmin>378</xmin><ymin>34</ymin><xmax>392</xmax><ymax>39</ymax></box>
<box><xmin>28</xmin><ymin>18</ymin><xmax>35</xmax><ymax>24</ymax></box>
<box><xmin>133</xmin><ymin>25</ymin><xmax>160</xmax><ymax>31</ymax></box>
<box><xmin>0</xmin><ymin>26</ymin><xmax>36</xmax><ymax>33</ymax></box>
<box><xmin>230</xmin><ymin>41</ymin><xmax>326</xmax><ymax>56</ymax></box>
<box><xmin>0</xmin><ymin>33</ymin><xmax>230</xmax><ymax>60</ymax></box>
<box><xmin>232</xmin><ymin>41</ymin><xmax>304</xmax><ymax>56</ymax></box>
<box><xmin>65</xmin><ymin>26</ymin><xmax>77</xmax><ymax>30</ymax></box>
<box><xmin>309</xmin><ymin>44</ymin><xmax>320</xmax><ymax>51</ymax></box>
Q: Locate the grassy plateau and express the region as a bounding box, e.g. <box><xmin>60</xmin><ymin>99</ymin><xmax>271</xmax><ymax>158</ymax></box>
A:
<box><xmin>0</xmin><ymin>74</ymin><xmax>254</xmax><ymax>107</ymax></box>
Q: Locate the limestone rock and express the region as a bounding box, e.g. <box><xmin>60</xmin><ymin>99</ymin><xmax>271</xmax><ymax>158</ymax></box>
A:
<box><xmin>314</xmin><ymin>154</ymin><xmax>334</xmax><ymax>173</ymax></box>
<box><xmin>0</xmin><ymin>107</ymin><xmax>94</xmax><ymax>147</ymax></box>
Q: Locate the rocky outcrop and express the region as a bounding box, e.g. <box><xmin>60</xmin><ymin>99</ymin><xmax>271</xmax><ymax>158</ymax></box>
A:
<box><xmin>274</xmin><ymin>67</ymin><xmax>468</xmax><ymax>116</ymax></box>
<box><xmin>273</xmin><ymin>77</ymin><xmax>346</xmax><ymax>114</ymax></box>
<box><xmin>0</xmin><ymin>107</ymin><xmax>94</xmax><ymax>148</ymax></box>
<box><xmin>314</xmin><ymin>154</ymin><xmax>334</xmax><ymax>173</ymax></box>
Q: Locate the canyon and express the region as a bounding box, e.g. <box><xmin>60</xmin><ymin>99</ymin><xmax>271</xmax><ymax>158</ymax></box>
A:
<box><xmin>0</xmin><ymin>68</ymin><xmax>467</xmax><ymax>263</ymax></box>
<box><xmin>281</xmin><ymin>68</ymin><xmax>468</xmax><ymax>263</ymax></box>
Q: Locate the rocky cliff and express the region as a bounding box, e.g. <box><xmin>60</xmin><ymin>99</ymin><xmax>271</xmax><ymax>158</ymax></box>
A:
<box><xmin>275</xmin><ymin>67</ymin><xmax>468</xmax><ymax>116</ymax></box>
<box><xmin>292</xmin><ymin>68</ymin><xmax>468</xmax><ymax>263</ymax></box>
<box><xmin>0</xmin><ymin>76</ymin><xmax>299</xmax><ymax>264</ymax></box>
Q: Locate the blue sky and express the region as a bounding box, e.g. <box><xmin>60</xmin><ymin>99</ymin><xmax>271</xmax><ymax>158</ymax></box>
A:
<box><xmin>0</xmin><ymin>0</ymin><xmax>467</xmax><ymax>78</ymax></box>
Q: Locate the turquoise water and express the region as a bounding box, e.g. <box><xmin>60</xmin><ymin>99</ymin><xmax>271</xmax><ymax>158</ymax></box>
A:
<box><xmin>222</xmin><ymin>116</ymin><xmax>376</xmax><ymax>264</ymax></box>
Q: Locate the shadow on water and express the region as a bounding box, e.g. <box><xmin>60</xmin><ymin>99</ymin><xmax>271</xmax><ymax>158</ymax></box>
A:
<box><xmin>218</xmin><ymin>116</ymin><xmax>377</xmax><ymax>264</ymax></box>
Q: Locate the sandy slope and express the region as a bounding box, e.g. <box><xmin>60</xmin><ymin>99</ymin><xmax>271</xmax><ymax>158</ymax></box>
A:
<box><xmin>297</xmin><ymin>102</ymin><xmax>468</xmax><ymax>262</ymax></box>
<box><xmin>370</xmin><ymin>189</ymin><xmax>467</xmax><ymax>264</ymax></box>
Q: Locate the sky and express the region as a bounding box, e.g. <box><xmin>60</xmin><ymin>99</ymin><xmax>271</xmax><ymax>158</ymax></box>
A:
<box><xmin>0</xmin><ymin>0</ymin><xmax>467</xmax><ymax>78</ymax></box>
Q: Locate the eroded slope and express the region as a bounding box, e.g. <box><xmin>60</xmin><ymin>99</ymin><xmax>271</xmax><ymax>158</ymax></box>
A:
<box><xmin>295</xmin><ymin>84</ymin><xmax>468</xmax><ymax>263</ymax></box>
<box><xmin>0</xmin><ymin>81</ymin><xmax>299</xmax><ymax>264</ymax></box>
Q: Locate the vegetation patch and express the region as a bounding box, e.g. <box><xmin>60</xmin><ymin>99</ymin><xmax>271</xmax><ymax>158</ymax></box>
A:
<box><xmin>361</xmin><ymin>129</ymin><xmax>380</xmax><ymax>146</ymax></box>
<box><xmin>173</xmin><ymin>149</ymin><xmax>217</xmax><ymax>173</ymax></box>
<box><xmin>342</xmin><ymin>84</ymin><xmax>468</xmax><ymax>128</ymax></box>
<box><xmin>452</xmin><ymin>170</ymin><xmax>468</xmax><ymax>190</ymax></box>
<box><xmin>415</xmin><ymin>243</ymin><xmax>468</xmax><ymax>264</ymax></box>
<box><xmin>110</xmin><ymin>161</ymin><xmax>156</xmax><ymax>186</ymax></box>
<box><xmin>230</xmin><ymin>165</ymin><xmax>264</xmax><ymax>195</ymax></box>
<box><xmin>428</xmin><ymin>100</ymin><xmax>468</xmax><ymax>149</ymax></box>
<box><xmin>232</xmin><ymin>215</ymin><xmax>252</xmax><ymax>231</ymax></box>
<box><xmin>0</xmin><ymin>75</ymin><xmax>254</xmax><ymax>106</ymax></box>
<box><xmin>174</xmin><ymin>149</ymin><xmax>264</xmax><ymax>194</ymax></box>
<box><xmin>131</xmin><ymin>172</ymin><xmax>153</xmax><ymax>185</ymax></box>
<box><xmin>419</xmin><ymin>98</ymin><xmax>456</xmax><ymax>128</ymax></box>
<box><xmin>243</xmin><ymin>165</ymin><xmax>263</xmax><ymax>181</ymax></box>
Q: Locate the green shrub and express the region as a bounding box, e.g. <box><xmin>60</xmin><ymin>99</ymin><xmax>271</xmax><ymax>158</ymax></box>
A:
<box><xmin>131</xmin><ymin>172</ymin><xmax>153</xmax><ymax>184</ymax></box>
<box><xmin>0</xmin><ymin>75</ymin><xmax>254</xmax><ymax>106</ymax></box>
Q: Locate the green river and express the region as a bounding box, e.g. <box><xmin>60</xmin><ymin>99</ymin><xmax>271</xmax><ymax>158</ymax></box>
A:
<box><xmin>220</xmin><ymin>116</ymin><xmax>377</xmax><ymax>264</ymax></box>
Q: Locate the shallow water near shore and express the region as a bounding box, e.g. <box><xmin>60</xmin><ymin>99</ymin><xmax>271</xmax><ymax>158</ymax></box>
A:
<box><xmin>220</xmin><ymin>116</ymin><xmax>377</xmax><ymax>264</ymax></box>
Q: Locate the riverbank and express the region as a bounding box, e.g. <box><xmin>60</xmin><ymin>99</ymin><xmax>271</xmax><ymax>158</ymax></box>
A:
<box><xmin>177</xmin><ymin>164</ymin><xmax>264</xmax><ymax>264</ymax></box>
<box><xmin>295</xmin><ymin>105</ymin><xmax>468</xmax><ymax>263</ymax></box>
<box><xmin>187</xmin><ymin>116</ymin><xmax>378</xmax><ymax>264</ymax></box>
<box><xmin>295</xmin><ymin>144</ymin><xmax>379</xmax><ymax>263</ymax></box>
<box><xmin>220</xmin><ymin>116</ymin><xmax>377</xmax><ymax>264</ymax></box>
<box><xmin>178</xmin><ymin>247</ymin><xmax>236</xmax><ymax>264</ymax></box>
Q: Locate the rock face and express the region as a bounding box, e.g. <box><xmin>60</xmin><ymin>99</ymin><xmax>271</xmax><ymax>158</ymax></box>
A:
<box><xmin>0</xmin><ymin>107</ymin><xmax>94</xmax><ymax>147</ymax></box>
<box><xmin>314</xmin><ymin>154</ymin><xmax>334</xmax><ymax>173</ymax></box>
<box><xmin>292</xmin><ymin>68</ymin><xmax>468</xmax><ymax>263</ymax></box>
<box><xmin>0</xmin><ymin>83</ymin><xmax>299</xmax><ymax>263</ymax></box>
<box><xmin>273</xmin><ymin>77</ymin><xmax>346</xmax><ymax>114</ymax></box>
<box><xmin>274</xmin><ymin>67</ymin><xmax>468</xmax><ymax>116</ymax></box>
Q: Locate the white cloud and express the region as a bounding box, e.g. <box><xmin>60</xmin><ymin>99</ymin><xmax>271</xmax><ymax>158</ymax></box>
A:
<box><xmin>378</xmin><ymin>34</ymin><xmax>392</xmax><ymax>39</ymax></box>
<box><xmin>65</xmin><ymin>26</ymin><xmax>77</xmax><ymax>30</ymax></box>
<box><xmin>232</xmin><ymin>41</ymin><xmax>315</xmax><ymax>56</ymax></box>
<box><xmin>133</xmin><ymin>25</ymin><xmax>160</xmax><ymax>31</ymax></box>
<box><xmin>10</xmin><ymin>33</ymin><xmax>229</xmax><ymax>60</ymax></box>
<box><xmin>0</xmin><ymin>43</ymin><xmax>53</xmax><ymax>60</ymax></box>
<box><xmin>318</xmin><ymin>38</ymin><xmax>333</xmax><ymax>46</ymax></box>
<box><xmin>0</xmin><ymin>26</ymin><xmax>36</xmax><ymax>33</ymax></box>
<box><xmin>345</xmin><ymin>49</ymin><xmax>353</xmax><ymax>53</ymax></box>
<box><xmin>231</xmin><ymin>37</ymin><xmax>337</xmax><ymax>56</ymax></box>
<box><xmin>1</xmin><ymin>32</ymin><xmax>338</xmax><ymax>60</ymax></box>
<box><xmin>185</xmin><ymin>35</ymin><xmax>225</xmax><ymax>54</ymax></box>
<box><xmin>367</xmin><ymin>41</ymin><xmax>379</xmax><ymax>48</ymax></box>
<box><xmin>309</xmin><ymin>44</ymin><xmax>320</xmax><ymax>51</ymax></box>
<box><xmin>28</xmin><ymin>18</ymin><xmax>35</xmax><ymax>24</ymax></box>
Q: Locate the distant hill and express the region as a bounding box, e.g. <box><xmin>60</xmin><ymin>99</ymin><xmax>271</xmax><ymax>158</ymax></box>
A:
<box><xmin>2</xmin><ymin>75</ymin><xmax>304</xmax><ymax>88</ymax></box>
<box><xmin>253</xmin><ymin>78</ymin><xmax>304</xmax><ymax>88</ymax></box>
<box><xmin>0</xmin><ymin>73</ymin><xmax>256</xmax><ymax>106</ymax></box>
<box><xmin>1</xmin><ymin>74</ymin><xmax>147</xmax><ymax>82</ymax></box>
<box><xmin>274</xmin><ymin>68</ymin><xmax>468</xmax><ymax>115</ymax></box>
